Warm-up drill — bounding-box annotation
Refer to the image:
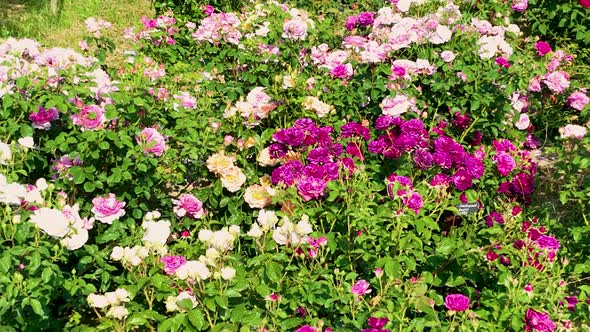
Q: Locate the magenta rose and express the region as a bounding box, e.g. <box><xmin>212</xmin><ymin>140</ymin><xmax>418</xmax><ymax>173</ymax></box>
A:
<box><xmin>29</xmin><ymin>106</ymin><xmax>59</xmax><ymax>130</ymax></box>
<box><xmin>535</xmin><ymin>41</ymin><xmax>552</xmax><ymax>56</ymax></box>
<box><xmin>160</xmin><ymin>255</ymin><xmax>187</xmax><ymax>275</ymax></box>
<box><xmin>524</xmin><ymin>308</ymin><xmax>556</xmax><ymax>331</ymax></box>
<box><xmin>71</xmin><ymin>105</ymin><xmax>106</xmax><ymax>130</ymax></box>
<box><xmin>580</xmin><ymin>0</ymin><xmax>590</xmax><ymax>8</ymax></box>
<box><xmin>172</xmin><ymin>193</ymin><xmax>206</xmax><ymax>218</ymax></box>
<box><xmin>296</xmin><ymin>176</ymin><xmax>327</xmax><ymax>201</ymax></box>
<box><xmin>136</xmin><ymin>127</ymin><xmax>167</xmax><ymax>156</ymax></box>
<box><xmin>91</xmin><ymin>193</ymin><xmax>126</xmax><ymax>224</ymax></box>
<box><xmin>444</xmin><ymin>294</ymin><xmax>470</xmax><ymax>311</ymax></box>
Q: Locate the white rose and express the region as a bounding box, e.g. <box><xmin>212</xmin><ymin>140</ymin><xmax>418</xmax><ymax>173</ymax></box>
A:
<box><xmin>142</xmin><ymin>220</ymin><xmax>171</xmax><ymax>245</ymax></box>
<box><xmin>0</xmin><ymin>142</ymin><xmax>12</xmax><ymax>164</ymax></box>
<box><xmin>221</xmin><ymin>267</ymin><xmax>236</xmax><ymax>281</ymax></box>
<box><xmin>87</xmin><ymin>294</ymin><xmax>109</xmax><ymax>308</ymax></box>
<box><xmin>18</xmin><ymin>137</ymin><xmax>34</xmax><ymax>149</ymax></box>
<box><xmin>29</xmin><ymin>208</ymin><xmax>70</xmax><ymax>238</ymax></box>
<box><xmin>111</xmin><ymin>246</ymin><xmax>124</xmax><ymax>260</ymax></box>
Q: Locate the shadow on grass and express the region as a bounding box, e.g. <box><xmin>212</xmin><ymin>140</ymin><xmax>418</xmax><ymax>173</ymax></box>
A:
<box><xmin>0</xmin><ymin>0</ymin><xmax>65</xmax><ymax>39</ymax></box>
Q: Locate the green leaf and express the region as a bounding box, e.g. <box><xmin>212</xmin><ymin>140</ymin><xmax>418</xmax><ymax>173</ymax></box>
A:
<box><xmin>266</xmin><ymin>261</ymin><xmax>282</xmax><ymax>283</ymax></box>
<box><xmin>188</xmin><ymin>308</ymin><xmax>205</xmax><ymax>330</ymax></box>
<box><xmin>29</xmin><ymin>299</ymin><xmax>44</xmax><ymax>316</ymax></box>
<box><xmin>84</xmin><ymin>181</ymin><xmax>96</xmax><ymax>192</ymax></box>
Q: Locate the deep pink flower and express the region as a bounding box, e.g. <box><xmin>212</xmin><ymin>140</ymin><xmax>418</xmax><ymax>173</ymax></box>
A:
<box><xmin>524</xmin><ymin>308</ymin><xmax>556</xmax><ymax>331</ymax></box>
<box><xmin>351</xmin><ymin>279</ymin><xmax>372</xmax><ymax>298</ymax></box>
<box><xmin>330</xmin><ymin>63</ymin><xmax>353</xmax><ymax>79</ymax></box>
<box><xmin>444</xmin><ymin>294</ymin><xmax>470</xmax><ymax>311</ymax></box>
<box><xmin>495</xmin><ymin>57</ymin><xmax>510</xmax><ymax>69</ymax></box>
<box><xmin>580</xmin><ymin>0</ymin><xmax>590</xmax><ymax>8</ymax></box>
<box><xmin>535</xmin><ymin>41</ymin><xmax>552</xmax><ymax>56</ymax></box>
<box><xmin>29</xmin><ymin>106</ymin><xmax>59</xmax><ymax>130</ymax></box>
<box><xmin>493</xmin><ymin>151</ymin><xmax>516</xmax><ymax>176</ymax></box>
<box><xmin>295</xmin><ymin>325</ymin><xmax>316</xmax><ymax>332</ymax></box>
<box><xmin>91</xmin><ymin>193</ymin><xmax>126</xmax><ymax>224</ymax></box>
<box><xmin>172</xmin><ymin>193</ymin><xmax>206</xmax><ymax>218</ymax></box>
<box><xmin>160</xmin><ymin>255</ymin><xmax>187</xmax><ymax>275</ymax></box>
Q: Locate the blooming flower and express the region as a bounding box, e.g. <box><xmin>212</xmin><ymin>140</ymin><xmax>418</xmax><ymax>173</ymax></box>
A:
<box><xmin>535</xmin><ymin>41</ymin><xmax>552</xmax><ymax>56</ymax></box>
<box><xmin>351</xmin><ymin>279</ymin><xmax>372</xmax><ymax>298</ymax></box>
<box><xmin>172</xmin><ymin>194</ymin><xmax>206</xmax><ymax>218</ymax></box>
<box><xmin>71</xmin><ymin>105</ymin><xmax>107</xmax><ymax>130</ymax></box>
<box><xmin>136</xmin><ymin>127</ymin><xmax>166</xmax><ymax>156</ymax></box>
<box><xmin>160</xmin><ymin>255</ymin><xmax>187</xmax><ymax>275</ymax></box>
<box><xmin>92</xmin><ymin>193</ymin><xmax>126</xmax><ymax>224</ymax></box>
<box><xmin>566</xmin><ymin>90</ymin><xmax>589</xmax><ymax>111</ymax></box>
<box><xmin>29</xmin><ymin>207</ymin><xmax>70</xmax><ymax>238</ymax></box>
<box><xmin>444</xmin><ymin>294</ymin><xmax>470</xmax><ymax>311</ymax></box>
<box><xmin>524</xmin><ymin>308</ymin><xmax>556</xmax><ymax>331</ymax></box>
<box><xmin>29</xmin><ymin>106</ymin><xmax>59</xmax><ymax>130</ymax></box>
<box><xmin>560</xmin><ymin>124</ymin><xmax>587</xmax><ymax>140</ymax></box>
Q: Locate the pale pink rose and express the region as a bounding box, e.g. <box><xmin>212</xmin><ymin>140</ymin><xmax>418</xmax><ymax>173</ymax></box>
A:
<box><xmin>173</xmin><ymin>92</ymin><xmax>197</xmax><ymax>109</ymax></box>
<box><xmin>136</xmin><ymin>127</ymin><xmax>166</xmax><ymax>156</ymax></box>
<box><xmin>440</xmin><ymin>51</ymin><xmax>455</xmax><ymax>62</ymax></box>
<box><xmin>560</xmin><ymin>124</ymin><xmax>587</xmax><ymax>140</ymax></box>
<box><xmin>282</xmin><ymin>19</ymin><xmax>308</xmax><ymax>41</ymax></box>
<box><xmin>543</xmin><ymin>71</ymin><xmax>570</xmax><ymax>93</ymax></box>
<box><xmin>246</xmin><ymin>87</ymin><xmax>271</xmax><ymax>107</ymax></box>
<box><xmin>173</xmin><ymin>194</ymin><xmax>206</xmax><ymax>218</ymax></box>
<box><xmin>567</xmin><ymin>90</ymin><xmax>589</xmax><ymax>111</ymax></box>
<box><xmin>515</xmin><ymin>113</ymin><xmax>530</xmax><ymax>130</ymax></box>
<box><xmin>71</xmin><ymin>105</ymin><xmax>106</xmax><ymax>130</ymax></box>
<box><xmin>92</xmin><ymin>193</ymin><xmax>126</xmax><ymax>224</ymax></box>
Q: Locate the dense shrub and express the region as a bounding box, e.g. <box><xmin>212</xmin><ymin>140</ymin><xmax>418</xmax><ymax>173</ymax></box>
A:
<box><xmin>0</xmin><ymin>1</ymin><xmax>589</xmax><ymax>331</ymax></box>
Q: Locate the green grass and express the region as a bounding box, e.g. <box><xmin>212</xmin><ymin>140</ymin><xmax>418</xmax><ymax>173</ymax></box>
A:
<box><xmin>0</xmin><ymin>0</ymin><xmax>154</xmax><ymax>47</ymax></box>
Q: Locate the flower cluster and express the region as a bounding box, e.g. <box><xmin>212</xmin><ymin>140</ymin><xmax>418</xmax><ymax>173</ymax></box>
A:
<box><xmin>141</xmin><ymin>211</ymin><xmax>171</xmax><ymax>246</ymax></box>
<box><xmin>206</xmin><ymin>151</ymin><xmax>247</xmax><ymax>193</ymax></box>
<box><xmin>386</xmin><ymin>174</ymin><xmax>423</xmax><ymax>214</ymax></box>
<box><xmin>272</xmin><ymin>214</ymin><xmax>313</xmax><ymax>246</ymax></box>
<box><xmin>87</xmin><ymin>288</ymin><xmax>130</xmax><ymax>320</ymax></box>
<box><xmin>126</xmin><ymin>14</ymin><xmax>177</xmax><ymax>46</ymax></box>
<box><xmin>246</xmin><ymin>209</ymin><xmax>279</xmax><ymax>238</ymax></box>
<box><xmin>84</xmin><ymin>17</ymin><xmax>112</xmax><ymax>38</ymax></box>
<box><xmin>268</xmin><ymin>118</ymin><xmax>357</xmax><ymax>201</ymax></box>
<box><xmin>111</xmin><ymin>245</ymin><xmax>153</xmax><ymax>267</ymax></box>
<box><xmin>30</xmin><ymin>204</ymin><xmax>92</xmax><ymax>250</ymax></box>
<box><xmin>223</xmin><ymin>87</ymin><xmax>278</xmax><ymax>126</ymax></box>
<box><xmin>192</xmin><ymin>12</ymin><xmax>242</xmax><ymax>45</ymax></box>
<box><xmin>165</xmin><ymin>291</ymin><xmax>197</xmax><ymax>312</ymax></box>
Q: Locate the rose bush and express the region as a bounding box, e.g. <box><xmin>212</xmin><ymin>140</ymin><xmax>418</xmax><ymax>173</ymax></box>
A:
<box><xmin>0</xmin><ymin>0</ymin><xmax>589</xmax><ymax>331</ymax></box>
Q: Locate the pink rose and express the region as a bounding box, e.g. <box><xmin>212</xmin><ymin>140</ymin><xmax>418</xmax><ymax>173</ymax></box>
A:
<box><xmin>351</xmin><ymin>279</ymin><xmax>372</xmax><ymax>298</ymax></box>
<box><xmin>92</xmin><ymin>193</ymin><xmax>126</xmax><ymax>224</ymax></box>
<box><xmin>71</xmin><ymin>105</ymin><xmax>106</xmax><ymax>130</ymax></box>
<box><xmin>172</xmin><ymin>193</ymin><xmax>206</xmax><ymax>218</ymax></box>
<box><xmin>160</xmin><ymin>255</ymin><xmax>187</xmax><ymax>275</ymax></box>
<box><xmin>282</xmin><ymin>19</ymin><xmax>308</xmax><ymax>41</ymax></box>
<box><xmin>136</xmin><ymin>127</ymin><xmax>166</xmax><ymax>156</ymax></box>
<box><xmin>444</xmin><ymin>294</ymin><xmax>470</xmax><ymax>311</ymax></box>
<box><xmin>560</xmin><ymin>124</ymin><xmax>587</xmax><ymax>140</ymax></box>
<box><xmin>29</xmin><ymin>106</ymin><xmax>59</xmax><ymax>130</ymax></box>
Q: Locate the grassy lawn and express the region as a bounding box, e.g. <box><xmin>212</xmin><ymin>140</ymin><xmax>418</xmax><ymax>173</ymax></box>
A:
<box><xmin>0</xmin><ymin>0</ymin><xmax>153</xmax><ymax>47</ymax></box>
